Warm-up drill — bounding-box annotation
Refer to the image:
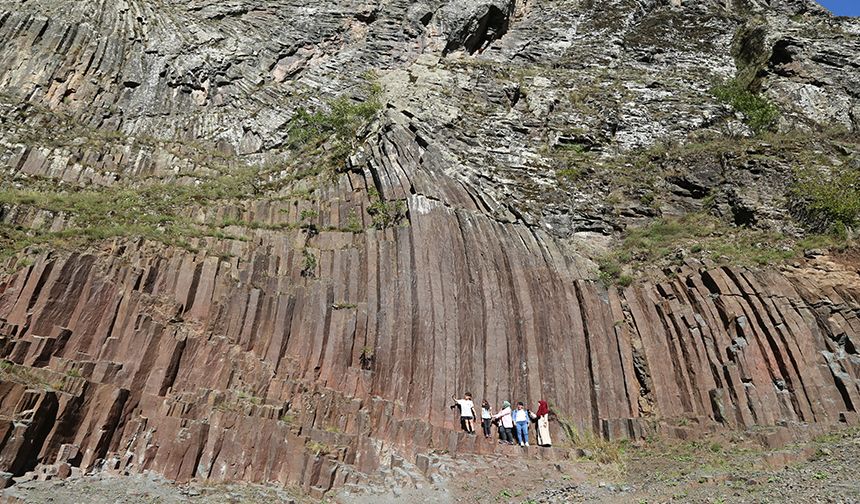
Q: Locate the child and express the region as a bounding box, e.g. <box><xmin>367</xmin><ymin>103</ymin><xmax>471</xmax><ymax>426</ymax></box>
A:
<box><xmin>451</xmin><ymin>392</ymin><xmax>476</xmax><ymax>434</ymax></box>
<box><xmin>492</xmin><ymin>401</ymin><xmax>515</xmax><ymax>444</ymax></box>
<box><xmin>513</xmin><ymin>401</ymin><xmax>530</xmax><ymax>446</ymax></box>
<box><xmin>480</xmin><ymin>400</ymin><xmax>493</xmax><ymax>438</ymax></box>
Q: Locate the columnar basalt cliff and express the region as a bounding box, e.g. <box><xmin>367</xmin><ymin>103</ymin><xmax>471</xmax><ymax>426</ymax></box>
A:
<box><xmin>0</xmin><ymin>0</ymin><xmax>858</xmax><ymax>495</ymax></box>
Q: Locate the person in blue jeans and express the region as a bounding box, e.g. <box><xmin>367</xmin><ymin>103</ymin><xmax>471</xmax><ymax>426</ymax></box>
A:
<box><xmin>513</xmin><ymin>402</ymin><xmax>531</xmax><ymax>446</ymax></box>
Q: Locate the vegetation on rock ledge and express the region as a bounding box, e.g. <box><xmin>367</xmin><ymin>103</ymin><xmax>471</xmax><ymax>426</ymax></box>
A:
<box><xmin>0</xmin><ymin>170</ymin><xmax>259</xmax><ymax>261</ymax></box>
<box><xmin>287</xmin><ymin>73</ymin><xmax>383</xmax><ymax>176</ymax></box>
<box><xmin>792</xmin><ymin>165</ymin><xmax>860</xmax><ymax>234</ymax></box>
<box><xmin>589</xmin><ymin>126</ymin><xmax>858</xmax><ymax>284</ymax></box>
<box><xmin>598</xmin><ymin>212</ymin><xmax>853</xmax><ymax>285</ymax></box>
<box><xmin>711</xmin><ymin>79</ymin><xmax>780</xmax><ymax>134</ymax></box>
<box><xmin>0</xmin><ymin>80</ymin><xmax>386</xmax><ymax>263</ymax></box>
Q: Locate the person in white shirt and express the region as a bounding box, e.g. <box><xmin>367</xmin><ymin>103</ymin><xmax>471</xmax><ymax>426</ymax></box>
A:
<box><xmin>492</xmin><ymin>401</ymin><xmax>515</xmax><ymax>444</ymax></box>
<box><xmin>513</xmin><ymin>401</ymin><xmax>531</xmax><ymax>446</ymax></box>
<box><xmin>480</xmin><ymin>400</ymin><xmax>493</xmax><ymax>438</ymax></box>
<box><xmin>451</xmin><ymin>392</ymin><xmax>476</xmax><ymax>434</ymax></box>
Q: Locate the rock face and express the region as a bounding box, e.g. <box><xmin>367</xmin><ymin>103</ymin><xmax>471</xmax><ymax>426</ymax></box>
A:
<box><xmin>0</xmin><ymin>0</ymin><xmax>858</xmax><ymax>496</ymax></box>
<box><xmin>435</xmin><ymin>0</ymin><xmax>517</xmax><ymax>54</ymax></box>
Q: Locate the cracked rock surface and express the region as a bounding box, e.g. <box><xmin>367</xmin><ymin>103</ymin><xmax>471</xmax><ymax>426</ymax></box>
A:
<box><xmin>0</xmin><ymin>0</ymin><xmax>859</xmax><ymax>498</ymax></box>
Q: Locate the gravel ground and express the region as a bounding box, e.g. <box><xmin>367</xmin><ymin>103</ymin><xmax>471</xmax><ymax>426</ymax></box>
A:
<box><xmin>4</xmin><ymin>427</ymin><xmax>860</xmax><ymax>503</ymax></box>
<box><xmin>1</xmin><ymin>474</ymin><xmax>308</xmax><ymax>504</ymax></box>
<box><xmin>528</xmin><ymin>426</ymin><xmax>860</xmax><ymax>504</ymax></box>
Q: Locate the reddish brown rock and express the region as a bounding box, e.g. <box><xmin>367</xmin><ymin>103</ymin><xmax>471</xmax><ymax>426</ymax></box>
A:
<box><xmin>0</xmin><ymin>206</ymin><xmax>858</xmax><ymax>494</ymax></box>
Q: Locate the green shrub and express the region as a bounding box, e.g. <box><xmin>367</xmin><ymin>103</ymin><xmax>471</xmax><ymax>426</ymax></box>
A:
<box><xmin>287</xmin><ymin>79</ymin><xmax>382</xmax><ymax>173</ymax></box>
<box><xmin>299</xmin><ymin>209</ymin><xmax>318</xmax><ymax>221</ymax></box>
<box><xmin>598</xmin><ymin>257</ymin><xmax>634</xmax><ymax>287</ymax></box>
<box><xmin>617</xmin><ymin>274</ymin><xmax>634</xmax><ymax>287</ymax></box>
<box><xmin>343</xmin><ymin>209</ymin><xmax>363</xmax><ymax>233</ymax></box>
<box><xmin>299</xmin><ymin>208</ymin><xmax>319</xmax><ymax>235</ymax></box>
<box><xmin>14</xmin><ymin>256</ymin><xmax>34</xmax><ymax>269</ymax></box>
<box><xmin>301</xmin><ymin>248</ymin><xmax>317</xmax><ymax>277</ymax></box>
<box><xmin>712</xmin><ymin>79</ymin><xmax>779</xmax><ymax>133</ymax></box>
<box><xmin>792</xmin><ymin>166</ymin><xmax>860</xmax><ymax>232</ymax></box>
<box><xmin>236</xmin><ymin>390</ymin><xmax>262</xmax><ymax>405</ymax></box>
<box><xmin>367</xmin><ymin>189</ymin><xmax>407</xmax><ymax>229</ymax></box>
<box><xmin>639</xmin><ymin>191</ymin><xmax>656</xmax><ymax>207</ymax></box>
<box><xmin>557</xmin><ymin>167</ymin><xmax>584</xmax><ymax>182</ymax></box>
<box><xmin>306</xmin><ymin>441</ymin><xmax>333</xmax><ymax>456</ymax></box>
<box><xmin>598</xmin><ymin>258</ymin><xmax>624</xmax><ymax>286</ymax></box>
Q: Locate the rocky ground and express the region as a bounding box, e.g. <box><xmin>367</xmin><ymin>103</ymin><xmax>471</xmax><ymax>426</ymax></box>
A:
<box><xmin>5</xmin><ymin>425</ymin><xmax>860</xmax><ymax>503</ymax></box>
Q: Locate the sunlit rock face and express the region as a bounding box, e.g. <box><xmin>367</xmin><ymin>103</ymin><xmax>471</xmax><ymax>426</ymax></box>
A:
<box><xmin>0</xmin><ymin>0</ymin><xmax>858</xmax><ymax>495</ymax></box>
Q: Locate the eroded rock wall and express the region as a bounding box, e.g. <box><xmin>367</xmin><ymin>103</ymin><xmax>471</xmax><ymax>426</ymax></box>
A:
<box><xmin>1</xmin><ymin>152</ymin><xmax>859</xmax><ymax>489</ymax></box>
<box><xmin>0</xmin><ymin>0</ymin><xmax>858</xmax><ymax>494</ymax></box>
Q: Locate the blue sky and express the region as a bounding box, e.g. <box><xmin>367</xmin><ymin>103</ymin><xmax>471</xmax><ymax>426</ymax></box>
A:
<box><xmin>816</xmin><ymin>0</ymin><xmax>860</xmax><ymax>16</ymax></box>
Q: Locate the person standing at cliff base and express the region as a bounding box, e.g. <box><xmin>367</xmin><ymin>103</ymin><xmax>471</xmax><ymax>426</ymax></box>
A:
<box><xmin>452</xmin><ymin>392</ymin><xmax>476</xmax><ymax>434</ymax></box>
<box><xmin>513</xmin><ymin>402</ymin><xmax>531</xmax><ymax>446</ymax></box>
<box><xmin>535</xmin><ymin>400</ymin><xmax>552</xmax><ymax>447</ymax></box>
<box><xmin>480</xmin><ymin>400</ymin><xmax>493</xmax><ymax>439</ymax></box>
<box><xmin>493</xmin><ymin>401</ymin><xmax>515</xmax><ymax>444</ymax></box>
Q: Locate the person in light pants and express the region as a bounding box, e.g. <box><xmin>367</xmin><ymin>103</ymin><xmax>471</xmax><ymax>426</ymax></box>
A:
<box><xmin>535</xmin><ymin>400</ymin><xmax>552</xmax><ymax>447</ymax></box>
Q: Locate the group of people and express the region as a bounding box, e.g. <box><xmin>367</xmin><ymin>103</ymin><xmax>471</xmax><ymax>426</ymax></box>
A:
<box><xmin>451</xmin><ymin>393</ymin><xmax>552</xmax><ymax>447</ymax></box>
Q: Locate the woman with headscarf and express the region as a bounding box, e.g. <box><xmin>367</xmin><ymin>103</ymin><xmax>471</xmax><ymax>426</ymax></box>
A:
<box><xmin>535</xmin><ymin>400</ymin><xmax>552</xmax><ymax>447</ymax></box>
